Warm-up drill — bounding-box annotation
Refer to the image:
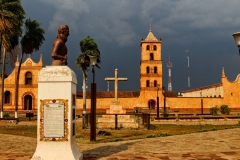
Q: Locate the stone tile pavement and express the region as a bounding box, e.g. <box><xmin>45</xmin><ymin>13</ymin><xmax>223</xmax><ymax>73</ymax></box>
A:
<box><xmin>0</xmin><ymin>127</ymin><xmax>240</xmax><ymax>160</ymax></box>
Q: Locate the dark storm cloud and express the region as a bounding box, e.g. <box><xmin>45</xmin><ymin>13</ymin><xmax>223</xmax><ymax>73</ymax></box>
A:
<box><xmin>21</xmin><ymin>0</ymin><xmax>240</xmax><ymax>92</ymax></box>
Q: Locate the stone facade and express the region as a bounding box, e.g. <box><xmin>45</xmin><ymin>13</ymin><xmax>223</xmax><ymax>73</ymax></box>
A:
<box><xmin>1</xmin><ymin>56</ymin><xmax>43</xmax><ymax>110</ymax></box>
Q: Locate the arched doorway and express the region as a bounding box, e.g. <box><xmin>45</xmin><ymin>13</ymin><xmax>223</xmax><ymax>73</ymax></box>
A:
<box><xmin>24</xmin><ymin>95</ymin><xmax>32</xmax><ymax>110</ymax></box>
<box><xmin>148</xmin><ymin>100</ymin><xmax>155</xmax><ymax>109</ymax></box>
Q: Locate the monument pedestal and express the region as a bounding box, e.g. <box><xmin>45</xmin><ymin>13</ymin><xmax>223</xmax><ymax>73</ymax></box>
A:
<box><xmin>31</xmin><ymin>66</ymin><xmax>82</xmax><ymax>160</ymax></box>
<box><xmin>98</xmin><ymin>103</ymin><xmax>138</xmax><ymax>129</ymax></box>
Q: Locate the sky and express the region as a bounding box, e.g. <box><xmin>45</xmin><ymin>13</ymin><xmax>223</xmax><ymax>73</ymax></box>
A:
<box><xmin>19</xmin><ymin>0</ymin><xmax>240</xmax><ymax>93</ymax></box>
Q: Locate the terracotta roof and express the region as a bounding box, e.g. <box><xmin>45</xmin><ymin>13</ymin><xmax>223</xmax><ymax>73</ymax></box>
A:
<box><xmin>77</xmin><ymin>91</ymin><xmax>140</xmax><ymax>98</ymax></box>
<box><xmin>163</xmin><ymin>91</ymin><xmax>177</xmax><ymax>97</ymax></box>
<box><xmin>182</xmin><ymin>83</ymin><xmax>222</xmax><ymax>93</ymax></box>
<box><xmin>145</xmin><ymin>31</ymin><xmax>158</xmax><ymax>41</ymax></box>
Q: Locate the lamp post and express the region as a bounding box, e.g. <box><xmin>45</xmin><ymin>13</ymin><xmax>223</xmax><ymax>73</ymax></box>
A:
<box><xmin>156</xmin><ymin>84</ymin><xmax>160</xmax><ymax>118</ymax></box>
<box><xmin>232</xmin><ymin>32</ymin><xmax>240</xmax><ymax>55</ymax></box>
<box><xmin>89</xmin><ymin>56</ymin><xmax>97</xmax><ymax>141</ymax></box>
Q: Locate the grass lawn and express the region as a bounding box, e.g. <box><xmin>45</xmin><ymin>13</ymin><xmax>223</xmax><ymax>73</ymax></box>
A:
<box><xmin>0</xmin><ymin>120</ymin><xmax>239</xmax><ymax>144</ymax></box>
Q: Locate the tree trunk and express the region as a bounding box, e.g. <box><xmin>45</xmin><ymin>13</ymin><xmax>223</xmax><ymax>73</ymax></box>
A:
<box><xmin>82</xmin><ymin>70</ymin><xmax>87</xmax><ymax>128</ymax></box>
<box><xmin>0</xmin><ymin>47</ymin><xmax>6</xmax><ymax>118</ymax></box>
<box><xmin>14</xmin><ymin>51</ymin><xmax>23</xmax><ymax>118</ymax></box>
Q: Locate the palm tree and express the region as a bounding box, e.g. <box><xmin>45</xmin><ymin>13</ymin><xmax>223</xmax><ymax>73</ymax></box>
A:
<box><xmin>0</xmin><ymin>0</ymin><xmax>25</xmax><ymax>117</ymax></box>
<box><xmin>14</xmin><ymin>17</ymin><xmax>45</xmax><ymax>117</ymax></box>
<box><xmin>76</xmin><ymin>36</ymin><xmax>101</xmax><ymax>128</ymax></box>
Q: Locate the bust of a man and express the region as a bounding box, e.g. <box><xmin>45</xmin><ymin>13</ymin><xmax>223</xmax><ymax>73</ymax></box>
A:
<box><xmin>51</xmin><ymin>25</ymin><xmax>69</xmax><ymax>66</ymax></box>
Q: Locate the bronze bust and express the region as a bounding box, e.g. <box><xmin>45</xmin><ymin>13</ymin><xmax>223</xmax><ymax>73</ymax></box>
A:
<box><xmin>51</xmin><ymin>25</ymin><xmax>69</xmax><ymax>66</ymax></box>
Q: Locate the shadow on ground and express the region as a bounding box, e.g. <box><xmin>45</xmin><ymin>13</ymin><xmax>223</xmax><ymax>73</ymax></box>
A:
<box><xmin>81</xmin><ymin>141</ymin><xmax>139</xmax><ymax>159</ymax></box>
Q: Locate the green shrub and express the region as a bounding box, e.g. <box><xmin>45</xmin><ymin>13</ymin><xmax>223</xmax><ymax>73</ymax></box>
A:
<box><xmin>159</xmin><ymin>132</ymin><xmax>171</xmax><ymax>137</ymax></box>
<box><xmin>220</xmin><ymin>105</ymin><xmax>230</xmax><ymax>114</ymax></box>
<box><xmin>212</xmin><ymin>127</ymin><xmax>217</xmax><ymax>131</ymax></box>
<box><xmin>3</xmin><ymin>112</ymin><xmax>10</xmax><ymax>118</ymax></box>
<box><xmin>238</xmin><ymin>121</ymin><xmax>240</xmax><ymax>126</ymax></box>
<box><xmin>146</xmin><ymin>134</ymin><xmax>156</xmax><ymax>138</ymax></box>
<box><xmin>198</xmin><ymin>129</ymin><xmax>208</xmax><ymax>132</ymax></box>
<box><xmin>163</xmin><ymin>112</ymin><xmax>169</xmax><ymax>118</ymax></box>
<box><xmin>210</xmin><ymin>106</ymin><xmax>218</xmax><ymax>115</ymax></box>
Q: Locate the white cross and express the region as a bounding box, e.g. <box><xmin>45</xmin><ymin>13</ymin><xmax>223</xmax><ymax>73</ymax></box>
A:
<box><xmin>105</xmin><ymin>69</ymin><xmax>128</xmax><ymax>103</ymax></box>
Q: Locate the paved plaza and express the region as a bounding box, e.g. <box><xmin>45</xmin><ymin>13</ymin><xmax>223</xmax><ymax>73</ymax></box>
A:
<box><xmin>0</xmin><ymin>121</ymin><xmax>240</xmax><ymax>160</ymax></box>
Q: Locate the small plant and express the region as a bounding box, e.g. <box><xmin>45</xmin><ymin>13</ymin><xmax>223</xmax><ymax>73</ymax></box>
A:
<box><xmin>220</xmin><ymin>105</ymin><xmax>230</xmax><ymax>114</ymax></box>
<box><xmin>159</xmin><ymin>132</ymin><xmax>171</xmax><ymax>137</ymax></box>
<box><xmin>210</xmin><ymin>106</ymin><xmax>218</xmax><ymax>115</ymax></box>
<box><xmin>98</xmin><ymin>130</ymin><xmax>111</xmax><ymax>136</ymax></box>
<box><xmin>212</xmin><ymin>127</ymin><xmax>217</xmax><ymax>131</ymax></box>
<box><xmin>110</xmin><ymin>138</ymin><xmax>123</xmax><ymax>142</ymax></box>
<box><xmin>146</xmin><ymin>134</ymin><xmax>156</xmax><ymax>138</ymax></box>
<box><xmin>163</xmin><ymin>112</ymin><xmax>169</xmax><ymax>118</ymax></box>
<box><xmin>198</xmin><ymin>129</ymin><xmax>208</xmax><ymax>132</ymax></box>
<box><xmin>3</xmin><ymin>112</ymin><xmax>10</xmax><ymax>118</ymax></box>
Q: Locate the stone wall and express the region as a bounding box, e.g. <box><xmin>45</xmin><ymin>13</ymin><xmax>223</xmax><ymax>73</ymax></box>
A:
<box><xmin>76</xmin><ymin>97</ymin><xmax>139</xmax><ymax>112</ymax></box>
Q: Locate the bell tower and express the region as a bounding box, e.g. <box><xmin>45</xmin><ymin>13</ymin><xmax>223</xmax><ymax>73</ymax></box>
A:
<box><xmin>139</xmin><ymin>28</ymin><xmax>163</xmax><ymax>109</ymax></box>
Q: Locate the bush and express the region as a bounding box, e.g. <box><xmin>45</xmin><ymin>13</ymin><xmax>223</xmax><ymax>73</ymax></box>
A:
<box><xmin>146</xmin><ymin>134</ymin><xmax>156</xmax><ymax>138</ymax></box>
<box><xmin>159</xmin><ymin>132</ymin><xmax>171</xmax><ymax>137</ymax></box>
<box><xmin>198</xmin><ymin>129</ymin><xmax>208</xmax><ymax>132</ymax></box>
<box><xmin>3</xmin><ymin>112</ymin><xmax>10</xmax><ymax>118</ymax></box>
<box><xmin>210</xmin><ymin>106</ymin><xmax>218</xmax><ymax>115</ymax></box>
<box><xmin>163</xmin><ymin>112</ymin><xmax>169</xmax><ymax>118</ymax></box>
<box><xmin>220</xmin><ymin>105</ymin><xmax>230</xmax><ymax>114</ymax></box>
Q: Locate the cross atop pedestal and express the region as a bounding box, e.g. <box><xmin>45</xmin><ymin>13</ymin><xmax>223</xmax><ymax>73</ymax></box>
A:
<box><xmin>105</xmin><ymin>69</ymin><xmax>128</xmax><ymax>104</ymax></box>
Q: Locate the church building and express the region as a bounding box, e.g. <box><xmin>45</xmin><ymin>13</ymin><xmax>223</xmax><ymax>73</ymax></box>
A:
<box><xmin>1</xmin><ymin>29</ymin><xmax>240</xmax><ymax>112</ymax></box>
<box><xmin>0</xmin><ymin>56</ymin><xmax>43</xmax><ymax>110</ymax></box>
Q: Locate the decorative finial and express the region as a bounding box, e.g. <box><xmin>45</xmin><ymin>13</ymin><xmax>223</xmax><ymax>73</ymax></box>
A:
<box><xmin>39</xmin><ymin>54</ymin><xmax>42</xmax><ymax>62</ymax></box>
<box><xmin>149</xmin><ymin>24</ymin><xmax>152</xmax><ymax>31</ymax></box>
<box><xmin>222</xmin><ymin>67</ymin><xmax>226</xmax><ymax>78</ymax></box>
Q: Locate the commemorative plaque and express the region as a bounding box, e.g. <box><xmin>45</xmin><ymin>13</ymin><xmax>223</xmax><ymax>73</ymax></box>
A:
<box><xmin>39</xmin><ymin>99</ymin><xmax>69</xmax><ymax>141</ymax></box>
<box><xmin>44</xmin><ymin>103</ymin><xmax>64</xmax><ymax>137</ymax></box>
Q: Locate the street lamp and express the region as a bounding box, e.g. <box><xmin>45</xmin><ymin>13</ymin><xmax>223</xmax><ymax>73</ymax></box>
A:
<box><xmin>156</xmin><ymin>84</ymin><xmax>160</xmax><ymax>118</ymax></box>
<box><xmin>232</xmin><ymin>32</ymin><xmax>240</xmax><ymax>55</ymax></box>
<box><xmin>89</xmin><ymin>56</ymin><xmax>97</xmax><ymax>141</ymax></box>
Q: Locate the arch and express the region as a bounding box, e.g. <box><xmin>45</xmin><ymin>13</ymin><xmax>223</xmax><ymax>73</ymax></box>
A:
<box><xmin>146</xmin><ymin>66</ymin><xmax>150</xmax><ymax>74</ymax></box>
<box><xmin>150</xmin><ymin>53</ymin><xmax>154</xmax><ymax>60</ymax></box>
<box><xmin>4</xmin><ymin>91</ymin><xmax>11</xmax><ymax>104</ymax></box>
<box><xmin>154</xmin><ymin>66</ymin><xmax>157</xmax><ymax>73</ymax></box>
<box><xmin>153</xmin><ymin>45</ymin><xmax>157</xmax><ymax>51</ymax></box>
<box><xmin>22</xmin><ymin>92</ymin><xmax>35</xmax><ymax>110</ymax></box>
<box><xmin>146</xmin><ymin>45</ymin><xmax>150</xmax><ymax>50</ymax></box>
<box><xmin>24</xmin><ymin>95</ymin><xmax>32</xmax><ymax>110</ymax></box>
<box><xmin>148</xmin><ymin>99</ymin><xmax>155</xmax><ymax>109</ymax></box>
<box><xmin>25</xmin><ymin>71</ymin><xmax>32</xmax><ymax>85</ymax></box>
<box><xmin>146</xmin><ymin>80</ymin><xmax>150</xmax><ymax>87</ymax></box>
<box><xmin>154</xmin><ymin>80</ymin><xmax>157</xmax><ymax>87</ymax></box>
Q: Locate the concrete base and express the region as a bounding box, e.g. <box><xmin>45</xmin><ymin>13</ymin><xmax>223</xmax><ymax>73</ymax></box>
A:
<box><xmin>31</xmin><ymin>142</ymin><xmax>83</xmax><ymax>160</ymax></box>
<box><xmin>98</xmin><ymin>104</ymin><xmax>138</xmax><ymax>129</ymax></box>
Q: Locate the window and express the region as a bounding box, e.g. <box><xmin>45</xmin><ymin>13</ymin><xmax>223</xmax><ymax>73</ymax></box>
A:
<box><xmin>146</xmin><ymin>67</ymin><xmax>149</xmax><ymax>74</ymax></box>
<box><xmin>154</xmin><ymin>80</ymin><xmax>157</xmax><ymax>87</ymax></box>
<box><xmin>150</xmin><ymin>53</ymin><xmax>154</xmax><ymax>60</ymax></box>
<box><xmin>146</xmin><ymin>45</ymin><xmax>150</xmax><ymax>50</ymax></box>
<box><xmin>146</xmin><ymin>80</ymin><xmax>150</xmax><ymax>87</ymax></box>
<box><xmin>154</xmin><ymin>67</ymin><xmax>157</xmax><ymax>73</ymax></box>
<box><xmin>4</xmin><ymin>91</ymin><xmax>10</xmax><ymax>104</ymax></box>
<box><xmin>154</xmin><ymin>45</ymin><xmax>157</xmax><ymax>50</ymax></box>
<box><xmin>25</xmin><ymin>72</ymin><xmax>32</xmax><ymax>85</ymax></box>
